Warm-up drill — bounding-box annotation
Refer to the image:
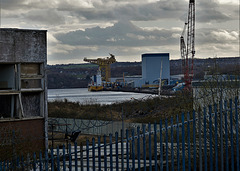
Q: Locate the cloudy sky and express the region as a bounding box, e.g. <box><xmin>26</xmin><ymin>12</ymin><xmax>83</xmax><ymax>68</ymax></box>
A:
<box><xmin>1</xmin><ymin>0</ymin><xmax>239</xmax><ymax>64</ymax></box>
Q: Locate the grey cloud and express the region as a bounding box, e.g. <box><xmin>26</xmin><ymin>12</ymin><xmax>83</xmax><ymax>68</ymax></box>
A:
<box><xmin>196</xmin><ymin>0</ymin><xmax>236</xmax><ymax>23</ymax></box>
<box><xmin>69</xmin><ymin>1</ymin><xmax>188</xmax><ymax>22</ymax></box>
<box><xmin>55</xmin><ymin>20</ymin><xmax>179</xmax><ymax>47</ymax></box>
<box><xmin>24</xmin><ymin>9</ymin><xmax>65</xmax><ymax>25</ymax></box>
<box><xmin>2</xmin><ymin>0</ymin><xmax>25</xmax><ymax>10</ymax></box>
<box><xmin>197</xmin><ymin>28</ymin><xmax>239</xmax><ymax>44</ymax></box>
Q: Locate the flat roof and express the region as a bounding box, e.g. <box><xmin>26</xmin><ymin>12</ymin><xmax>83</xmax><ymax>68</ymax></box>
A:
<box><xmin>0</xmin><ymin>28</ymin><xmax>47</xmax><ymax>32</ymax></box>
<box><xmin>142</xmin><ymin>53</ymin><xmax>169</xmax><ymax>57</ymax></box>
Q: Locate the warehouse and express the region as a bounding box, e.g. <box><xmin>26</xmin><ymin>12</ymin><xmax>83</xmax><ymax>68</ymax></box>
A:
<box><xmin>134</xmin><ymin>53</ymin><xmax>170</xmax><ymax>88</ymax></box>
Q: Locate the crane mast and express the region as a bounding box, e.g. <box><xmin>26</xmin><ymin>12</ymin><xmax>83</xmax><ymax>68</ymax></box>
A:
<box><xmin>181</xmin><ymin>0</ymin><xmax>195</xmax><ymax>89</ymax></box>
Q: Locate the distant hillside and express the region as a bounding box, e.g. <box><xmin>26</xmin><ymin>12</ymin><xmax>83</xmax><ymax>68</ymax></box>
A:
<box><xmin>47</xmin><ymin>57</ymin><xmax>239</xmax><ymax>89</ymax></box>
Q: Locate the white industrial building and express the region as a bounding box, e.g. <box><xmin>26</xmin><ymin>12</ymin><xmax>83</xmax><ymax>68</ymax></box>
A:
<box><xmin>134</xmin><ymin>53</ymin><xmax>170</xmax><ymax>88</ymax></box>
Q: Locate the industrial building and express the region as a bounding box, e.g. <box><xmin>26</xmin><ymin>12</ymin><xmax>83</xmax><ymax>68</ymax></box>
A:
<box><xmin>134</xmin><ymin>53</ymin><xmax>170</xmax><ymax>88</ymax></box>
<box><xmin>0</xmin><ymin>28</ymin><xmax>48</xmax><ymax>156</ymax></box>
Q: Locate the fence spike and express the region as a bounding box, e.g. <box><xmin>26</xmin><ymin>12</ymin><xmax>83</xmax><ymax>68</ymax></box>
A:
<box><xmin>170</xmin><ymin>117</ymin><xmax>174</xmax><ymax>171</ymax></box>
<box><xmin>235</xmin><ymin>97</ymin><xmax>239</xmax><ymax>171</ymax></box>
<box><xmin>115</xmin><ymin>132</ymin><xmax>119</xmax><ymax>171</ymax></box>
<box><xmin>176</xmin><ymin>115</ymin><xmax>180</xmax><ymax>171</ymax></box>
<box><xmin>154</xmin><ymin>122</ymin><xmax>158</xmax><ymax>171</ymax></box>
<box><xmin>182</xmin><ymin>113</ymin><xmax>186</xmax><ymax>171</ymax></box>
<box><xmin>165</xmin><ymin>119</ymin><xmax>169</xmax><ymax>171</ymax></box>
<box><xmin>203</xmin><ymin>107</ymin><xmax>208</xmax><ymax>171</ymax></box>
<box><xmin>214</xmin><ymin>104</ymin><xmax>219</xmax><ymax>171</ymax></box>
<box><xmin>92</xmin><ymin>137</ymin><xmax>95</xmax><ymax>171</ymax></box>
<box><xmin>224</xmin><ymin>100</ymin><xmax>229</xmax><ymax>171</ymax></box>
<box><xmin>229</xmin><ymin>99</ymin><xmax>235</xmax><ymax>171</ymax></box>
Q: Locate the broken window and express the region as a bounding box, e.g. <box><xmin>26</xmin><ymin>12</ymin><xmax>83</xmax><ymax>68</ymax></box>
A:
<box><xmin>21</xmin><ymin>63</ymin><xmax>41</xmax><ymax>76</ymax></box>
<box><xmin>21</xmin><ymin>63</ymin><xmax>42</xmax><ymax>90</ymax></box>
<box><xmin>0</xmin><ymin>95</ymin><xmax>19</xmax><ymax>118</ymax></box>
<box><xmin>0</xmin><ymin>63</ymin><xmax>45</xmax><ymax>119</ymax></box>
<box><xmin>0</xmin><ymin>64</ymin><xmax>16</xmax><ymax>90</ymax></box>
<box><xmin>21</xmin><ymin>92</ymin><xmax>41</xmax><ymax>117</ymax></box>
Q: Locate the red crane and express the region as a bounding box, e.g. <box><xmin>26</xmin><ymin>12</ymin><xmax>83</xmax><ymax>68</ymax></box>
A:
<box><xmin>180</xmin><ymin>0</ymin><xmax>195</xmax><ymax>89</ymax></box>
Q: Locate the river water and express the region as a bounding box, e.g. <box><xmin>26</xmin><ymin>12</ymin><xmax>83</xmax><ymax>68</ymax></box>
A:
<box><xmin>48</xmin><ymin>88</ymin><xmax>156</xmax><ymax>105</ymax></box>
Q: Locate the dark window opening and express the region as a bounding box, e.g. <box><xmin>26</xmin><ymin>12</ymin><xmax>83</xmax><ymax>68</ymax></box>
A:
<box><xmin>0</xmin><ymin>95</ymin><xmax>17</xmax><ymax>118</ymax></box>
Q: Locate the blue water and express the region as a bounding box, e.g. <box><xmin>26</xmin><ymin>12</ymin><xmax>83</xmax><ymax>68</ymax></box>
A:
<box><xmin>48</xmin><ymin>88</ymin><xmax>155</xmax><ymax>105</ymax></box>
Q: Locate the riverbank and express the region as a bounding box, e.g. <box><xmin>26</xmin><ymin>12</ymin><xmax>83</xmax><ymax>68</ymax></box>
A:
<box><xmin>102</xmin><ymin>85</ymin><xmax>175</xmax><ymax>96</ymax></box>
<box><xmin>48</xmin><ymin>90</ymin><xmax>192</xmax><ymax>123</ymax></box>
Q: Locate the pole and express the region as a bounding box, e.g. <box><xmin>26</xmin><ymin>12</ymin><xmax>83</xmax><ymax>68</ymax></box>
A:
<box><xmin>158</xmin><ymin>60</ymin><xmax>163</xmax><ymax>98</ymax></box>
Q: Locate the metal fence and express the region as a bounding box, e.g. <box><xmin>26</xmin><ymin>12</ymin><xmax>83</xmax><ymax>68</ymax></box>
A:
<box><xmin>1</xmin><ymin>97</ymin><xmax>239</xmax><ymax>171</ymax></box>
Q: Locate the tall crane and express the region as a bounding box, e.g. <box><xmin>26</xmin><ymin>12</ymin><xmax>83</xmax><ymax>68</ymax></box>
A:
<box><xmin>84</xmin><ymin>54</ymin><xmax>116</xmax><ymax>83</ymax></box>
<box><xmin>180</xmin><ymin>0</ymin><xmax>195</xmax><ymax>89</ymax></box>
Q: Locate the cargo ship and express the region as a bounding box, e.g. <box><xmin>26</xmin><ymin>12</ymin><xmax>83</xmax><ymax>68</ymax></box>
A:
<box><xmin>88</xmin><ymin>70</ymin><xmax>103</xmax><ymax>91</ymax></box>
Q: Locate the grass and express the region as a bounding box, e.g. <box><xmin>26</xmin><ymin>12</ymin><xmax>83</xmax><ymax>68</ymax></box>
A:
<box><xmin>48</xmin><ymin>91</ymin><xmax>193</xmax><ymax>123</ymax></box>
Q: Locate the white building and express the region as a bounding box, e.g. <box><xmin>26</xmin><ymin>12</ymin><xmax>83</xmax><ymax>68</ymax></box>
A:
<box><xmin>134</xmin><ymin>53</ymin><xmax>170</xmax><ymax>87</ymax></box>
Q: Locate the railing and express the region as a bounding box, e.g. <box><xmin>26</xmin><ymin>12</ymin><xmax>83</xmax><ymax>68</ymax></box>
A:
<box><xmin>0</xmin><ymin>97</ymin><xmax>239</xmax><ymax>171</ymax></box>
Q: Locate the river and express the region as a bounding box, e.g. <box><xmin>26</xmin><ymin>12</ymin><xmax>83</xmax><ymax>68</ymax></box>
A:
<box><xmin>48</xmin><ymin>88</ymin><xmax>156</xmax><ymax>105</ymax></box>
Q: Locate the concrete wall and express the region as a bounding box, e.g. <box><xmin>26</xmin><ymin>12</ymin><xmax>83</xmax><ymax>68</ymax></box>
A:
<box><xmin>0</xmin><ymin>118</ymin><xmax>45</xmax><ymax>160</ymax></box>
<box><xmin>0</xmin><ymin>29</ymin><xmax>47</xmax><ymax>63</ymax></box>
<box><xmin>0</xmin><ymin>28</ymin><xmax>48</xmax><ymax>152</ymax></box>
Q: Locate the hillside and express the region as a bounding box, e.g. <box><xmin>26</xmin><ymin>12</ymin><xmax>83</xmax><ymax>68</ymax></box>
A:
<box><xmin>47</xmin><ymin>57</ymin><xmax>240</xmax><ymax>89</ymax></box>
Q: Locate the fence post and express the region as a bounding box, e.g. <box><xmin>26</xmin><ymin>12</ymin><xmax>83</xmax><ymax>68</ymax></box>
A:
<box><xmin>126</xmin><ymin>129</ymin><xmax>129</xmax><ymax>171</ymax></box>
<box><xmin>86</xmin><ymin>139</ymin><xmax>89</xmax><ymax>171</ymax></box>
<box><xmin>224</xmin><ymin>100</ymin><xmax>229</xmax><ymax>171</ymax></box>
<box><xmin>176</xmin><ymin>116</ymin><xmax>180</xmax><ymax>171</ymax></box>
<box><xmin>39</xmin><ymin>151</ymin><xmax>43</xmax><ymax>171</ymax></box>
<box><xmin>45</xmin><ymin>148</ymin><xmax>49</xmax><ymax>171</ymax></box>
<box><xmin>214</xmin><ymin>104</ymin><xmax>218</xmax><ymax>171</ymax></box>
<box><xmin>56</xmin><ymin>147</ymin><xmax>60</xmax><ymax>171</ymax></box>
<box><xmin>165</xmin><ymin>119</ymin><xmax>168</xmax><ymax>171</ymax></box>
<box><xmin>187</xmin><ymin>112</ymin><xmax>191</xmax><ymax>171</ymax></box>
<box><xmin>51</xmin><ymin>147</ymin><xmax>54</xmax><ymax>171</ymax></box>
<box><xmin>198</xmin><ymin>108</ymin><xmax>202</xmax><ymax>171</ymax></box>
<box><xmin>104</xmin><ymin>135</ymin><xmax>107</xmax><ymax>171</ymax></box>
<box><xmin>143</xmin><ymin>124</ymin><xmax>146</xmax><ymax>171</ymax></box>
<box><xmin>62</xmin><ymin>144</ymin><xmax>66</xmax><ymax>171</ymax></box>
<box><xmin>193</xmin><ymin>110</ymin><xmax>196</xmax><ymax>171</ymax></box>
<box><xmin>203</xmin><ymin>107</ymin><xmax>207</xmax><ymax>171</ymax></box>
<box><xmin>181</xmin><ymin>113</ymin><xmax>185</xmax><ymax>171</ymax></box>
<box><xmin>235</xmin><ymin>97</ymin><xmax>239</xmax><ymax>171</ymax></box>
<box><xmin>115</xmin><ymin>132</ymin><xmax>119</xmax><ymax>171</ymax></box>
<box><xmin>98</xmin><ymin>136</ymin><xmax>101</xmax><ymax>171</ymax></box>
<box><xmin>209</xmin><ymin>105</ymin><xmax>213</xmax><ymax>171</ymax></box>
<box><xmin>137</xmin><ymin>126</ymin><xmax>141</xmax><ymax>171</ymax></box>
<box><xmin>131</xmin><ymin>129</ymin><xmax>135</xmax><ymax>171</ymax></box>
<box><xmin>229</xmin><ymin>99</ymin><xmax>235</xmax><ymax>171</ymax></box>
<box><xmin>160</xmin><ymin>120</ymin><xmax>163</xmax><ymax>171</ymax></box>
<box><xmin>219</xmin><ymin>100</ymin><xmax>224</xmax><ymax>171</ymax></box>
<box><xmin>69</xmin><ymin>143</ymin><xmax>72</xmax><ymax>171</ymax></box>
<box><xmin>80</xmin><ymin>142</ymin><xmax>83</xmax><ymax>171</ymax></box>
<box><xmin>154</xmin><ymin>122</ymin><xmax>158</xmax><ymax>171</ymax></box>
<box><xmin>74</xmin><ymin>142</ymin><xmax>78</xmax><ymax>171</ymax></box>
<box><xmin>92</xmin><ymin>138</ymin><xmax>95</xmax><ymax>171</ymax></box>
<box><xmin>109</xmin><ymin>134</ymin><xmax>113</xmax><ymax>171</ymax></box>
<box><xmin>33</xmin><ymin>152</ymin><xmax>36</xmax><ymax>171</ymax></box>
<box><xmin>148</xmin><ymin>123</ymin><xmax>152</xmax><ymax>171</ymax></box>
<box><xmin>121</xmin><ymin>129</ymin><xmax>124</xmax><ymax>171</ymax></box>
<box><xmin>170</xmin><ymin>117</ymin><xmax>174</xmax><ymax>171</ymax></box>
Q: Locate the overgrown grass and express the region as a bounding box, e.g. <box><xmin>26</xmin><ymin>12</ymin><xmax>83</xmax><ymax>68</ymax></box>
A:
<box><xmin>48</xmin><ymin>91</ymin><xmax>193</xmax><ymax>123</ymax></box>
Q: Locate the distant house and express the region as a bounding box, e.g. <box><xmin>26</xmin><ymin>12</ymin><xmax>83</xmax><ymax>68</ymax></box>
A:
<box><xmin>0</xmin><ymin>28</ymin><xmax>47</xmax><ymax>159</ymax></box>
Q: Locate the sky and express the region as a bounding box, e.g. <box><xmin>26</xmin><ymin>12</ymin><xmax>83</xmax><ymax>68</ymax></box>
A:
<box><xmin>0</xmin><ymin>0</ymin><xmax>239</xmax><ymax>64</ymax></box>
